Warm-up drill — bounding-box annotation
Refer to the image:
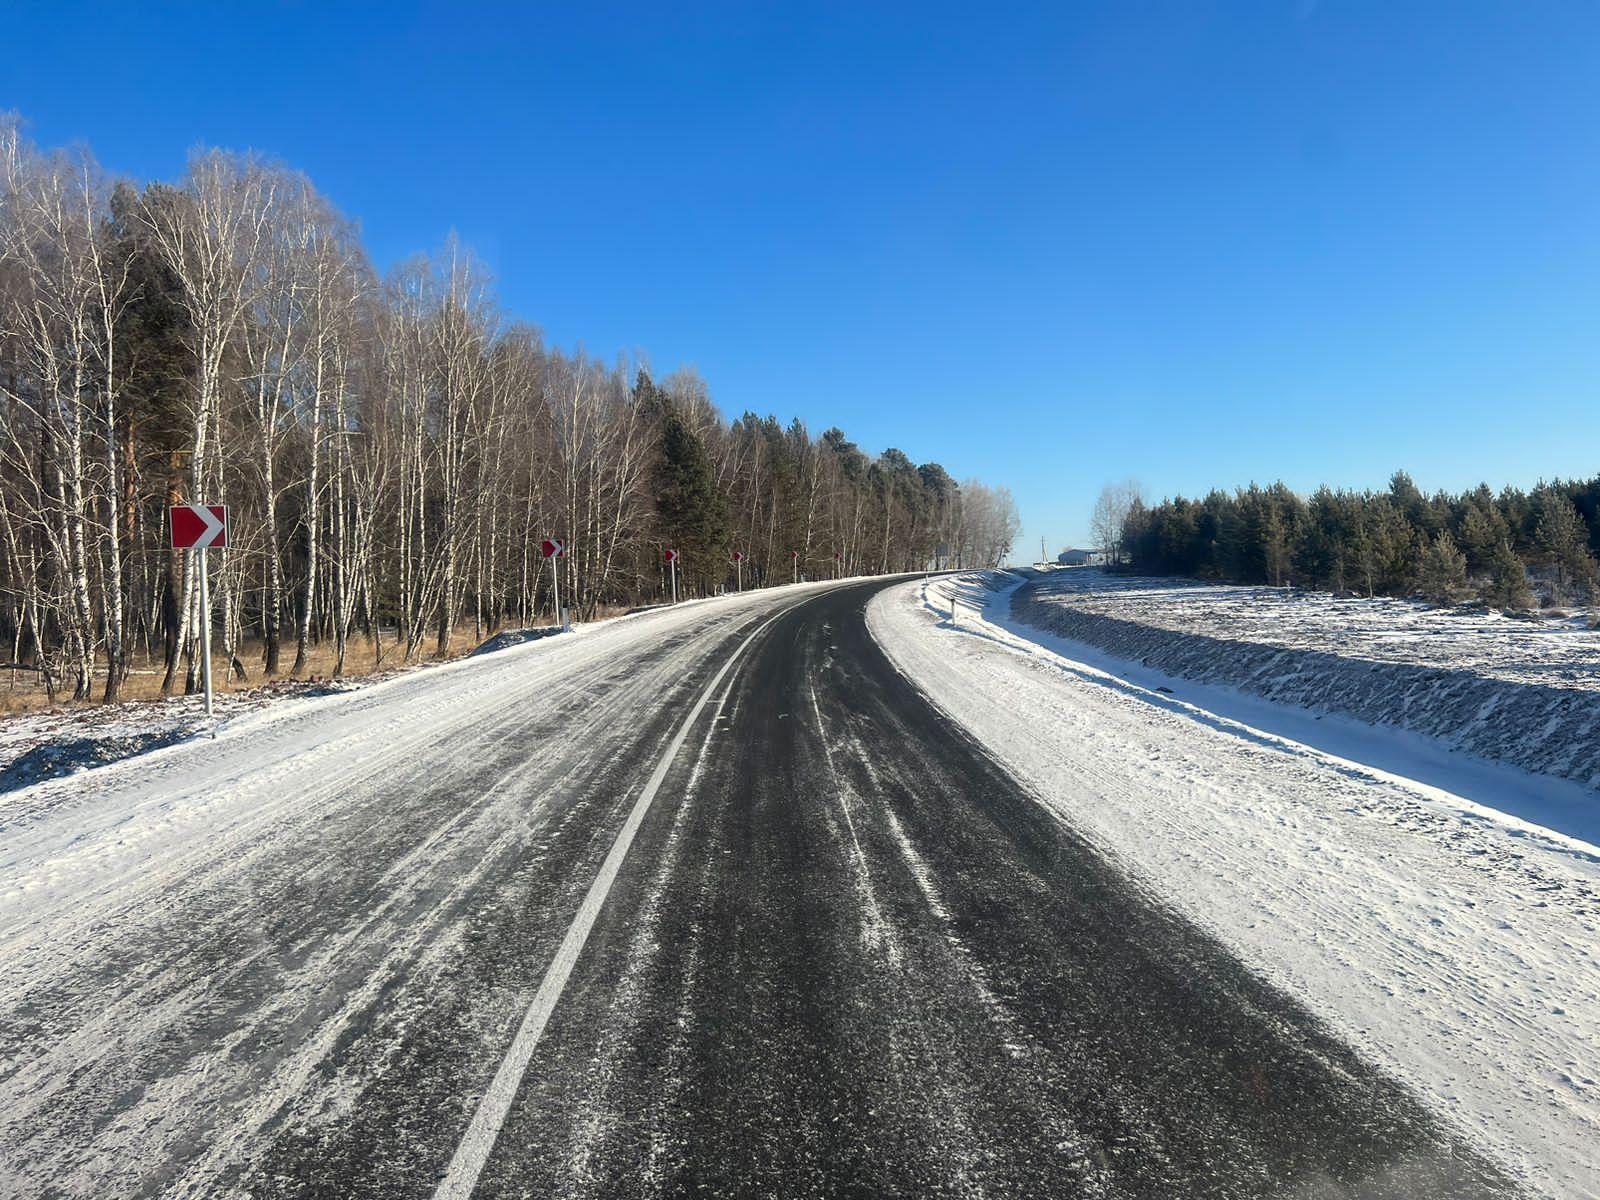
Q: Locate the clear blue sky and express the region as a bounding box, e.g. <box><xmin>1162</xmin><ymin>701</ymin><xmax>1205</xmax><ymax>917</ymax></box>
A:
<box><xmin>6</xmin><ymin>2</ymin><xmax>1599</xmax><ymax>557</ymax></box>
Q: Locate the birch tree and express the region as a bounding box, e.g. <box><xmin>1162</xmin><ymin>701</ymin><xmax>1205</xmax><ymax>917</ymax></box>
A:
<box><xmin>0</xmin><ymin>116</ymin><xmax>1020</xmax><ymax>708</ymax></box>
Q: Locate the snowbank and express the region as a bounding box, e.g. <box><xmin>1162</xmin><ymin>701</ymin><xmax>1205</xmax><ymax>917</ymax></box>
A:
<box><xmin>870</xmin><ymin>573</ymin><xmax>1600</xmax><ymax>1198</ymax></box>
<box><xmin>1014</xmin><ymin>569</ymin><xmax>1600</xmax><ymax>791</ymax></box>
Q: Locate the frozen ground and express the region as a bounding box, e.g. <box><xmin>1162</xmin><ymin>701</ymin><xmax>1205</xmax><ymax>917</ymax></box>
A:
<box><xmin>1014</xmin><ymin>568</ymin><xmax>1600</xmax><ymax>790</ymax></box>
<box><xmin>870</xmin><ymin>572</ymin><xmax>1600</xmax><ymax>1198</ymax></box>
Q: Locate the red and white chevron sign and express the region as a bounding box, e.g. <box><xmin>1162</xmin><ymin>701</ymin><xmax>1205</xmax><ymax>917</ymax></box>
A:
<box><xmin>731</xmin><ymin>551</ymin><xmax>745</xmax><ymax>563</ymax></box>
<box><xmin>541</xmin><ymin>538</ymin><xmax>566</xmax><ymax>559</ymax></box>
<box><xmin>664</xmin><ymin>548</ymin><xmax>679</xmax><ymax>563</ymax></box>
<box><xmin>170</xmin><ymin>504</ymin><xmax>228</xmax><ymax>549</ymax></box>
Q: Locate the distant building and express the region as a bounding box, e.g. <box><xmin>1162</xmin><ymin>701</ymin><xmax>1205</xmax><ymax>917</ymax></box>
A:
<box><xmin>1056</xmin><ymin>548</ymin><xmax>1097</xmax><ymax>566</ymax></box>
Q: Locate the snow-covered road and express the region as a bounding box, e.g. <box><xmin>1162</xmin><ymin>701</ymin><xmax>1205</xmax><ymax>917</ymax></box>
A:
<box><xmin>0</xmin><ymin>573</ymin><xmax>1543</xmax><ymax>1197</ymax></box>
<box><xmin>869</xmin><ymin>573</ymin><xmax>1600</xmax><ymax>1198</ymax></box>
<box><xmin>0</xmin><ymin>583</ymin><xmax>839</xmax><ymax>1197</ymax></box>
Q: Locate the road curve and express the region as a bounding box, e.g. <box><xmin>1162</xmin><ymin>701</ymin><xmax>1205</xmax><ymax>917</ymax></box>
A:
<box><xmin>0</xmin><ymin>579</ymin><xmax>1513</xmax><ymax>1198</ymax></box>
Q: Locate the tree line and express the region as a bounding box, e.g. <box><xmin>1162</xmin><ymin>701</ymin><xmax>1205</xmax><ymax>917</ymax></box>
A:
<box><xmin>0</xmin><ymin>118</ymin><xmax>1020</xmax><ymax>702</ymax></box>
<box><xmin>1111</xmin><ymin>471</ymin><xmax>1600</xmax><ymax>610</ymax></box>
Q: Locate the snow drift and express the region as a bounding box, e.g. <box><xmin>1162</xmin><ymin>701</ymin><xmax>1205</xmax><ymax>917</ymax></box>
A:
<box><xmin>1013</xmin><ymin>569</ymin><xmax>1600</xmax><ymax>791</ymax></box>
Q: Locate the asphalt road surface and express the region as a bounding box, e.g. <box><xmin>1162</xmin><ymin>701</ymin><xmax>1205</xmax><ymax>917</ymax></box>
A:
<box><xmin>0</xmin><ymin>579</ymin><xmax>1515</xmax><ymax>1198</ymax></box>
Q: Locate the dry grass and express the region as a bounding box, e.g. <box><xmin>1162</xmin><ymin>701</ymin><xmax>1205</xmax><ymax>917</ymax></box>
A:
<box><xmin>0</xmin><ymin>621</ymin><xmax>531</xmax><ymax>720</ymax></box>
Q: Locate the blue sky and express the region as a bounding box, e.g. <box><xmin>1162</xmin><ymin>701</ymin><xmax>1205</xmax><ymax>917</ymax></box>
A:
<box><xmin>6</xmin><ymin>2</ymin><xmax>1599</xmax><ymax>555</ymax></box>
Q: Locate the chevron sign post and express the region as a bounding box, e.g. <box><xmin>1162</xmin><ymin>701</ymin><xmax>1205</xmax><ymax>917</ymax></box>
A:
<box><xmin>732</xmin><ymin>550</ymin><xmax>745</xmax><ymax>593</ymax></box>
<box><xmin>170</xmin><ymin>505</ymin><xmax>228</xmax><ymax>717</ymax></box>
<box><xmin>542</xmin><ymin>538</ymin><xmax>568</xmax><ymax>629</ymax></box>
<box><xmin>664</xmin><ymin>548</ymin><xmax>679</xmax><ymax>605</ymax></box>
<box><xmin>171</xmin><ymin>504</ymin><xmax>227</xmax><ymax>548</ymax></box>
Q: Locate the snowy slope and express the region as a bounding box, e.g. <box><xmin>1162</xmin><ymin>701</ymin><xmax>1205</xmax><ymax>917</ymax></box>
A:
<box><xmin>1015</xmin><ymin>569</ymin><xmax>1600</xmax><ymax>790</ymax></box>
<box><xmin>869</xmin><ymin>573</ymin><xmax>1600</xmax><ymax>1198</ymax></box>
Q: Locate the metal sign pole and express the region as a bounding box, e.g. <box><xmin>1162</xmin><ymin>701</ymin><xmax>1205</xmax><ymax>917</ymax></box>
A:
<box><xmin>198</xmin><ymin>547</ymin><xmax>214</xmax><ymax>716</ymax></box>
<box><xmin>552</xmin><ymin>552</ymin><xmax>562</xmax><ymax>630</ymax></box>
<box><xmin>671</xmin><ymin>555</ymin><xmax>678</xmax><ymax>604</ymax></box>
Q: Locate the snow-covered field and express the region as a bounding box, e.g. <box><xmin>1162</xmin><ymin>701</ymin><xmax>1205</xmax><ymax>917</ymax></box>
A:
<box><xmin>1014</xmin><ymin>568</ymin><xmax>1600</xmax><ymax>791</ymax></box>
<box><xmin>1026</xmin><ymin>568</ymin><xmax>1600</xmax><ymax>685</ymax></box>
<box><xmin>870</xmin><ymin>572</ymin><xmax>1600</xmax><ymax>1198</ymax></box>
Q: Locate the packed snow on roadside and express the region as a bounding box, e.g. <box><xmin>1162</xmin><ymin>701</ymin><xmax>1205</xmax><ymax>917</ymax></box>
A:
<box><xmin>869</xmin><ymin>572</ymin><xmax>1600</xmax><ymax>1198</ymax></box>
<box><xmin>1013</xmin><ymin>568</ymin><xmax>1600</xmax><ymax>791</ymax></box>
<box><xmin>0</xmin><ymin>677</ymin><xmax>377</xmax><ymax>795</ymax></box>
<box><xmin>0</xmin><ymin>585</ymin><xmax>789</xmax><ymax>796</ymax></box>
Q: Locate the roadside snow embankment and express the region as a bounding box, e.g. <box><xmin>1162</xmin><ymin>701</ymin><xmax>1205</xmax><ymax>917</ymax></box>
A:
<box><xmin>1014</xmin><ymin>569</ymin><xmax>1600</xmax><ymax>791</ymax></box>
<box><xmin>0</xmin><ymin>678</ymin><xmax>364</xmax><ymax>795</ymax></box>
<box><xmin>870</xmin><ymin>572</ymin><xmax>1600</xmax><ymax>1198</ymax></box>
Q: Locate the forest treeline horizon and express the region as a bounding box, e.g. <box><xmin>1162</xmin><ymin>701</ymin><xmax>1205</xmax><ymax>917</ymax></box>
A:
<box><xmin>1111</xmin><ymin>471</ymin><xmax>1600</xmax><ymax>612</ymax></box>
<box><xmin>0</xmin><ymin>117</ymin><xmax>1020</xmax><ymax>702</ymax></box>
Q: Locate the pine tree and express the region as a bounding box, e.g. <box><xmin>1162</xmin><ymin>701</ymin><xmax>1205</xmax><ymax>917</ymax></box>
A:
<box><xmin>654</xmin><ymin>403</ymin><xmax>729</xmax><ymax>592</ymax></box>
<box><xmin>1535</xmin><ymin>494</ymin><xmax>1599</xmax><ymax>602</ymax></box>
<box><xmin>1368</xmin><ymin>499</ymin><xmax>1418</xmax><ymax>595</ymax></box>
<box><xmin>1455</xmin><ymin>503</ymin><xmax>1505</xmax><ymax>575</ymax></box>
<box><xmin>110</xmin><ymin>182</ymin><xmax>198</xmax><ymax>692</ymax></box>
<box><xmin>1388</xmin><ymin>469</ymin><xmax>1435</xmax><ymax>535</ymax></box>
<box><xmin>1480</xmin><ymin>539</ymin><xmax>1534</xmax><ymax>611</ymax></box>
<box><xmin>1120</xmin><ymin>471</ymin><xmax>1600</xmax><ymax>611</ymax></box>
<box><xmin>1417</xmin><ymin>532</ymin><xmax>1469</xmax><ymax>605</ymax></box>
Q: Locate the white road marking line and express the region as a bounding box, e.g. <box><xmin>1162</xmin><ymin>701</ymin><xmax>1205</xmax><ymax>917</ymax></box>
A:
<box><xmin>432</xmin><ymin>603</ymin><xmax>796</xmax><ymax>1200</ymax></box>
